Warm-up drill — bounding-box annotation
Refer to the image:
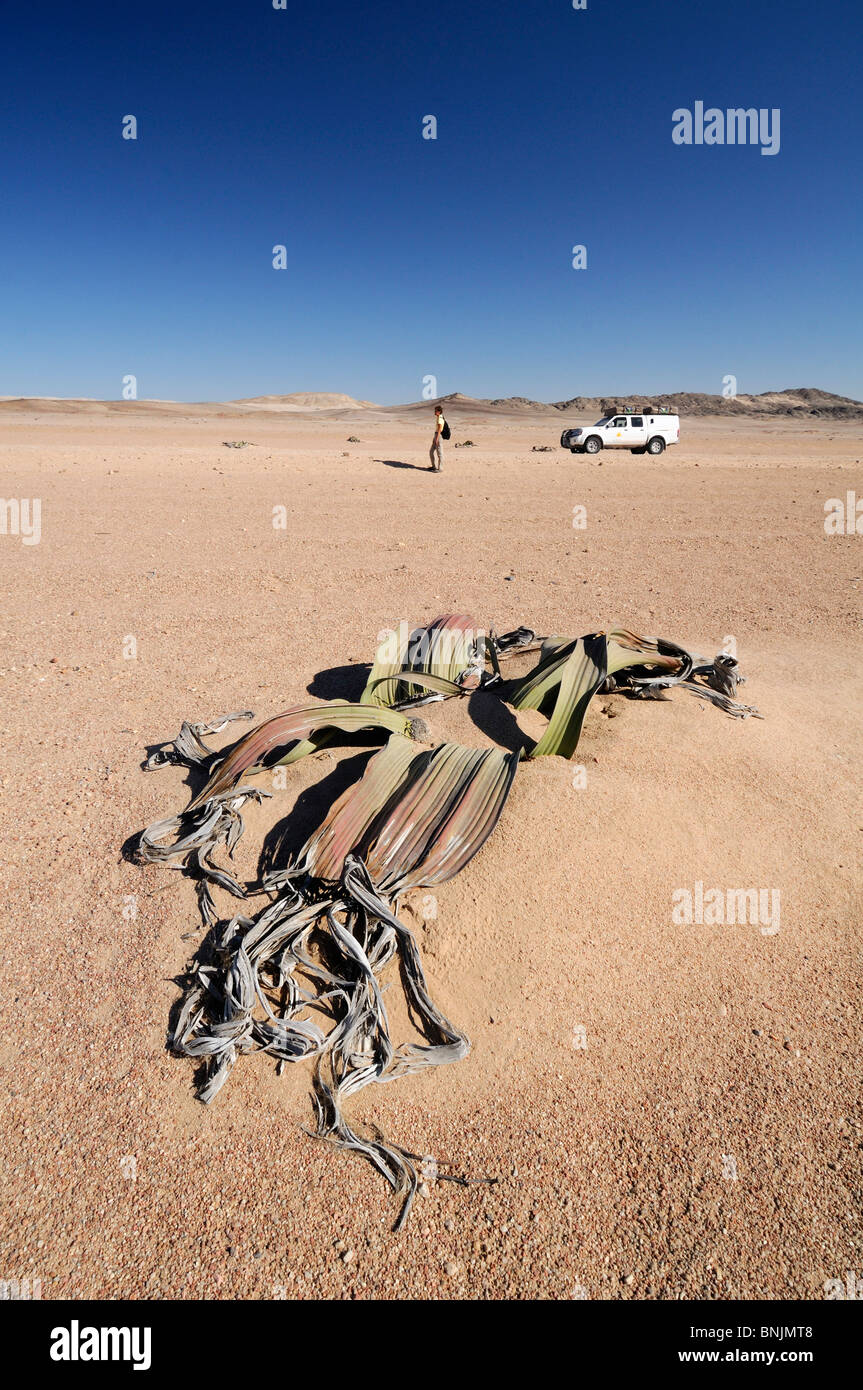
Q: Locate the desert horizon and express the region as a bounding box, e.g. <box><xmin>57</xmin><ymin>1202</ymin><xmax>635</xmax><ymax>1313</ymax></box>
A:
<box><xmin>2</xmin><ymin>383</ymin><xmax>862</xmax><ymax>419</ymax></box>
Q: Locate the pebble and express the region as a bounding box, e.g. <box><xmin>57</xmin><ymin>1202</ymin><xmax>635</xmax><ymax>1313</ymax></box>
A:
<box><xmin>444</xmin><ymin>1260</ymin><xmax>460</xmax><ymax>1276</ymax></box>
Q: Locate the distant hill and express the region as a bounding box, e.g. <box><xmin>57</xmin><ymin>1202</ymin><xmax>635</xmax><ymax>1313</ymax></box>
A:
<box><xmin>385</xmin><ymin>387</ymin><xmax>863</xmax><ymax>420</ymax></box>
<box><xmin>408</xmin><ymin>387</ymin><xmax>863</xmax><ymax>420</ymax></box>
<box><xmin>546</xmin><ymin>387</ymin><xmax>863</xmax><ymax>420</ymax></box>
<box><xmin>0</xmin><ymin>386</ymin><xmax>860</xmax><ymax>419</ymax></box>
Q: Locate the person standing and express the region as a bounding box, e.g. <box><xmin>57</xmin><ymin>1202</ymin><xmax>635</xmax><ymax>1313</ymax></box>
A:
<box><xmin>429</xmin><ymin>405</ymin><xmax>446</xmax><ymax>471</ymax></box>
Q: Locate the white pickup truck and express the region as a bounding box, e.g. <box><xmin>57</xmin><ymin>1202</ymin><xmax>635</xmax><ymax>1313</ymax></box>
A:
<box><xmin>560</xmin><ymin>411</ymin><xmax>680</xmax><ymax>455</ymax></box>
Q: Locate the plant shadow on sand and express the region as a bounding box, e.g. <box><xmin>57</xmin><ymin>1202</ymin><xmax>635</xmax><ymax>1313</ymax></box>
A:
<box><xmin>307</xmin><ymin>662</ymin><xmax>369</xmax><ymax>702</ymax></box>
<box><xmin>467</xmin><ymin>686</ymin><xmax>530</xmax><ymax>755</ymax></box>
<box><xmin>258</xmin><ymin>748</ymin><xmax>375</xmax><ymax>879</ymax></box>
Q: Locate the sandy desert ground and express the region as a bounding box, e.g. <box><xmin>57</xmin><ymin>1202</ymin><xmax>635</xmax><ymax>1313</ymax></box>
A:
<box><xmin>0</xmin><ymin>402</ymin><xmax>861</xmax><ymax>1300</ymax></box>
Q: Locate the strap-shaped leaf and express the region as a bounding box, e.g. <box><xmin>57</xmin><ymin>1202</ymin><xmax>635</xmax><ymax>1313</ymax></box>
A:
<box><xmin>361</xmin><ymin>614</ymin><xmax>481</xmax><ymax>707</ymax></box>
<box><xmin>528</xmin><ymin>633</ymin><xmax>608</xmax><ymax>759</ymax></box>
<box><xmin>365</xmin><ymin>670</ymin><xmax>467</xmax><ymax>700</ymax></box>
<box><xmin>296</xmin><ymin>734</ymin><xmax>420</xmax><ymax>883</ymax></box>
<box><xmin>606</xmin><ymin>628</ymin><xmax>688</xmax><ymax>680</ymax></box>
<box><xmin>509</xmin><ymin>637</ymin><xmax>580</xmax><ymax>712</ymax></box>
<box><xmin>297</xmin><ymin>735</ymin><xmax>518</xmax><ymax>891</ymax></box>
<box><xmin>383</xmin><ymin>743</ymin><xmax>518</xmax><ymax>893</ymax></box>
<box><xmin>515</xmin><ymin>628</ymin><xmax>690</xmax><ymax>759</ymax></box>
<box><xmin>188</xmin><ymin>702</ymin><xmax>429</xmax><ymax>809</ymax></box>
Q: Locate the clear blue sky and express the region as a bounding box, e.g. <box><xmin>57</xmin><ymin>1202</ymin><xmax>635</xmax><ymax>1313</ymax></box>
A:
<box><xmin>1</xmin><ymin>0</ymin><xmax>860</xmax><ymax>403</ymax></box>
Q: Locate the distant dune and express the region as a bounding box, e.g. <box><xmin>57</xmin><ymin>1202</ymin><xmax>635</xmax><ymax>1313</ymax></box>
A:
<box><xmin>0</xmin><ymin>397</ymin><xmax>217</xmax><ymax>415</ymax></box>
<box><xmin>1</xmin><ymin>386</ymin><xmax>860</xmax><ymax>419</ymax></box>
<box><xmin>229</xmin><ymin>392</ymin><xmax>380</xmax><ymax>411</ymax></box>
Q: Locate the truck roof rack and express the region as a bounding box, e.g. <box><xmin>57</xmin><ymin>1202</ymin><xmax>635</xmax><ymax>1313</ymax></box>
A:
<box><xmin>603</xmin><ymin>405</ymin><xmax>676</xmax><ymax>415</ymax></box>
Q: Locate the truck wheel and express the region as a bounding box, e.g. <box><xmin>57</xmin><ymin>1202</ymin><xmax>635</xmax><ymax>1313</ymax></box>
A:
<box><xmin>583</xmin><ymin>436</ymin><xmax>602</xmax><ymax>455</ymax></box>
<box><xmin>646</xmin><ymin>436</ymin><xmax>665</xmax><ymax>455</ymax></box>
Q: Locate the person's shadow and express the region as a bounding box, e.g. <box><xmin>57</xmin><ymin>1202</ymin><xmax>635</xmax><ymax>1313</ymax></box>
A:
<box><xmin>375</xmin><ymin>458</ymin><xmax>428</xmax><ymax>471</ymax></box>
